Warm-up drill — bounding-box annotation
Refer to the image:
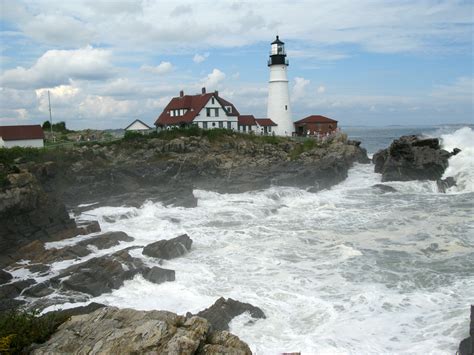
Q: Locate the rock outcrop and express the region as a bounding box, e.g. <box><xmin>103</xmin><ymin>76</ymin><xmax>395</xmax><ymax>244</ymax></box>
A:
<box><xmin>32</xmin><ymin>306</ymin><xmax>251</xmax><ymax>355</ymax></box>
<box><xmin>195</xmin><ymin>297</ymin><xmax>266</xmax><ymax>331</ymax></box>
<box><xmin>459</xmin><ymin>305</ymin><xmax>473</xmax><ymax>355</ymax></box>
<box><xmin>0</xmin><ymin>169</ymin><xmax>97</xmax><ymax>267</ymax></box>
<box><xmin>372</xmin><ymin>135</ymin><xmax>458</xmax><ymax>182</ymax></box>
<box><xmin>143</xmin><ymin>234</ymin><xmax>193</xmax><ymax>259</ymax></box>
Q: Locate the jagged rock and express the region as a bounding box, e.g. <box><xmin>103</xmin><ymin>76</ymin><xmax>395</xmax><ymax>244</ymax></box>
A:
<box><xmin>142</xmin><ymin>266</ymin><xmax>175</xmax><ymax>284</ymax></box>
<box><xmin>31</xmin><ymin>307</ymin><xmax>251</xmax><ymax>355</ymax></box>
<box><xmin>199</xmin><ymin>330</ymin><xmax>252</xmax><ymax>355</ymax></box>
<box><xmin>0</xmin><ymin>269</ymin><xmax>12</xmax><ymax>284</ymax></box>
<box><xmin>459</xmin><ymin>305</ymin><xmax>473</xmax><ymax>355</ymax></box>
<box><xmin>372</xmin><ymin>184</ymin><xmax>397</xmax><ymax>193</ymax></box>
<box><xmin>143</xmin><ymin>234</ymin><xmax>193</xmax><ymax>260</ymax></box>
<box><xmin>373</xmin><ymin>135</ymin><xmax>456</xmax><ymax>182</ymax></box>
<box><xmin>56</xmin><ymin>249</ymin><xmax>147</xmax><ymax>296</ymax></box>
<box><xmin>22</xmin><ymin>282</ymin><xmax>55</xmax><ymax>298</ymax></box>
<box><xmin>195</xmin><ymin>297</ymin><xmax>266</xmax><ymax>331</ymax></box>
<box><xmin>0</xmin><ymin>279</ymin><xmax>35</xmax><ymax>299</ymax></box>
<box><xmin>76</xmin><ymin>220</ymin><xmax>101</xmax><ymax>235</ymax></box>
<box><xmin>77</xmin><ymin>231</ymin><xmax>134</xmax><ymax>250</ymax></box>
<box><xmin>436</xmin><ymin>177</ymin><xmax>456</xmax><ymax>193</ymax></box>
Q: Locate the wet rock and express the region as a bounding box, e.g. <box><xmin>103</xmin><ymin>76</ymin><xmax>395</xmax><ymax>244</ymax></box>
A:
<box><xmin>373</xmin><ymin>135</ymin><xmax>455</xmax><ymax>182</ymax></box>
<box><xmin>458</xmin><ymin>305</ymin><xmax>473</xmax><ymax>355</ymax></box>
<box><xmin>22</xmin><ymin>282</ymin><xmax>55</xmax><ymax>298</ymax></box>
<box><xmin>57</xmin><ymin>250</ymin><xmax>146</xmax><ymax>297</ymax></box>
<box><xmin>143</xmin><ymin>234</ymin><xmax>193</xmax><ymax>260</ymax></box>
<box><xmin>40</xmin><ymin>302</ymin><xmax>106</xmax><ymax>323</ymax></box>
<box><xmin>76</xmin><ymin>220</ymin><xmax>101</xmax><ymax>235</ymax></box>
<box><xmin>195</xmin><ymin>297</ymin><xmax>266</xmax><ymax>331</ymax></box>
<box><xmin>436</xmin><ymin>176</ymin><xmax>456</xmax><ymax>193</ymax></box>
<box><xmin>372</xmin><ymin>184</ymin><xmax>397</xmax><ymax>193</ymax></box>
<box><xmin>26</xmin><ymin>263</ymin><xmax>50</xmax><ymax>274</ymax></box>
<box><xmin>142</xmin><ymin>266</ymin><xmax>175</xmax><ymax>284</ymax></box>
<box><xmin>0</xmin><ymin>298</ymin><xmax>26</xmax><ymax>312</ymax></box>
<box><xmin>77</xmin><ymin>231</ymin><xmax>134</xmax><ymax>250</ymax></box>
<box><xmin>0</xmin><ymin>269</ymin><xmax>12</xmax><ymax>284</ymax></box>
<box><xmin>31</xmin><ymin>307</ymin><xmax>251</xmax><ymax>355</ymax></box>
<box><xmin>0</xmin><ymin>279</ymin><xmax>35</xmax><ymax>299</ymax></box>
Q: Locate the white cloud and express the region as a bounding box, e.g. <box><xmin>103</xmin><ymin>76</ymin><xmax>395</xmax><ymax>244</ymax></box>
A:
<box><xmin>202</xmin><ymin>68</ymin><xmax>226</xmax><ymax>89</ymax></box>
<box><xmin>0</xmin><ymin>46</ymin><xmax>114</xmax><ymax>89</ymax></box>
<box><xmin>292</xmin><ymin>77</ymin><xmax>310</xmax><ymax>102</ymax></box>
<box><xmin>193</xmin><ymin>53</ymin><xmax>209</xmax><ymax>63</ymax></box>
<box><xmin>317</xmin><ymin>85</ymin><xmax>326</xmax><ymax>94</ymax></box>
<box><xmin>140</xmin><ymin>61</ymin><xmax>174</xmax><ymax>75</ymax></box>
<box><xmin>431</xmin><ymin>77</ymin><xmax>473</xmax><ymax>102</ymax></box>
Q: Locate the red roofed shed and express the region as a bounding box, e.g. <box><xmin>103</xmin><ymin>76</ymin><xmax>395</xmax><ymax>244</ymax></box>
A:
<box><xmin>0</xmin><ymin>125</ymin><xmax>44</xmax><ymax>148</ymax></box>
<box><xmin>294</xmin><ymin>115</ymin><xmax>338</xmax><ymax>136</ymax></box>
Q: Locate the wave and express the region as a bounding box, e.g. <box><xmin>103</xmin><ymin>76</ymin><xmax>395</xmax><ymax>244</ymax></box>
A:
<box><xmin>441</xmin><ymin>127</ymin><xmax>474</xmax><ymax>193</ymax></box>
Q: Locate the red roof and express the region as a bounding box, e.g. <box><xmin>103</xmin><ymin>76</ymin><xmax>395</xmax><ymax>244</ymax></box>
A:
<box><xmin>0</xmin><ymin>125</ymin><xmax>44</xmax><ymax>141</ymax></box>
<box><xmin>294</xmin><ymin>115</ymin><xmax>338</xmax><ymax>125</ymax></box>
<box><xmin>238</xmin><ymin>115</ymin><xmax>256</xmax><ymax>126</ymax></box>
<box><xmin>255</xmin><ymin>118</ymin><xmax>277</xmax><ymax>126</ymax></box>
<box><xmin>155</xmin><ymin>91</ymin><xmax>240</xmax><ymax>126</ymax></box>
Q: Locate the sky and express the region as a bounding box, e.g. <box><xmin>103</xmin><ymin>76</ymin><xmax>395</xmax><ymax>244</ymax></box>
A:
<box><xmin>0</xmin><ymin>0</ymin><xmax>473</xmax><ymax>130</ymax></box>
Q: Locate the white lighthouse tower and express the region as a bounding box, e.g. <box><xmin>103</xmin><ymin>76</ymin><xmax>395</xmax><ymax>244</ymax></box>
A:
<box><xmin>267</xmin><ymin>36</ymin><xmax>294</xmax><ymax>136</ymax></box>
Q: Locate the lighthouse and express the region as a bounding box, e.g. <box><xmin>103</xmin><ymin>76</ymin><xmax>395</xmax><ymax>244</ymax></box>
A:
<box><xmin>267</xmin><ymin>36</ymin><xmax>294</xmax><ymax>136</ymax></box>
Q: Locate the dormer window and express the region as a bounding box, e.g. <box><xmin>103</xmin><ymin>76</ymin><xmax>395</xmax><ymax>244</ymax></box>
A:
<box><xmin>226</xmin><ymin>106</ymin><xmax>232</xmax><ymax>113</ymax></box>
<box><xmin>211</xmin><ymin>97</ymin><xmax>215</xmax><ymax>104</ymax></box>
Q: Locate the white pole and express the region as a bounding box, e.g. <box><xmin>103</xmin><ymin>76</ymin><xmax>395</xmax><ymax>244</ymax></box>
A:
<box><xmin>48</xmin><ymin>90</ymin><xmax>54</xmax><ymax>142</ymax></box>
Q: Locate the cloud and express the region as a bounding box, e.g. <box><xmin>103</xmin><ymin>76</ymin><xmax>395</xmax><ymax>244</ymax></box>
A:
<box><xmin>431</xmin><ymin>77</ymin><xmax>473</xmax><ymax>102</ymax></box>
<box><xmin>202</xmin><ymin>68</ymin><xmax>226</xmax><ymax>89</ymax></box>
<box><xmin>140</xmin><ymin>62</ymin><xmax>174</xmax><ymax>75</ymax></box>
<box><xmin>292</xmin><ymin>77</ymin><xmax>310</xmax><ymax>102</ymax></box>
<box><xmin>193</xmin><ymin>53</ymin><xmax>209</xmax><ymax>63</ymax></box>
<box><xmin>170</xmin><ymin>4</ymin><xmax>193</xmax><ymax>17</ymax></box>
<box><xmin>317</xmin><ymin>85</ymin><xmax>326</xmax><ymax>94</ymax></box>
<box><xmin>0</xmin><ymin>46</ymin><xmax>115</xmax><ymax>89</ymax></box>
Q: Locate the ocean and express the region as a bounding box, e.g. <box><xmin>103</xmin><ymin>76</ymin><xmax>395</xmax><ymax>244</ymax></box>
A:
<box><xmin>33</xmin><ymin>125</ymin><xmax>474</xmax><ymax>354</ymax></box>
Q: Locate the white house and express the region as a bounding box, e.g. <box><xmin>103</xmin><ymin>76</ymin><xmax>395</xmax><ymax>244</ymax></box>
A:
<box><xmin>155</xmin><ymin>88</ymin><xmax>240</xmax><ymax>130</ymax></box>
<box><xmin>125</xmin><ymin>119</ymin><xmax>152</xmax><ymax>132</ymax></box>
<box><xmin>0</xmin><ymin>125</ymin><xmax>44</xmax><ymax>148</ymax></box>
<box><xmin>237</xmin><ymin>115</ymin><xmax>277</xmax><ymax>135</ymax></box>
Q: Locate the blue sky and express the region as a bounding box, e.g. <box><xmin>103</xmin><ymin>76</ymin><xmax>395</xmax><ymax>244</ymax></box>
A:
<box><xmin>0</xmin><ymin>0</ymin><xmax>472</xmax><ymax>129</ymax></box>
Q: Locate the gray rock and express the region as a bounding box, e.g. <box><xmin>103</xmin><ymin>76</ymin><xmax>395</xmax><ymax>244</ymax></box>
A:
<box><xmin>0</xmin><ymin>278</ymin><xmax>35</xmax><ymax>299</ymax></box>
<box><xmin>373</xmin><ymin>135</ymin><xmax>455</xmax><ymax>182</ymax></box>
<box><xmin>142</xmin><ymin>266</ymin><xmax>175</xmax><ymax>284</ymax></box>
<box><xmin>143</xmin><ymin>234</ymin><xmax>193</xmax><ymax>260</ymax></box>
<box><xmin>31</xmin><ymin>307</ymin><xmax>250</xmax><ymax>355</ymax></box>
<box><xmin>458</xmin><ymin>305</ymin><xmax>473</xmax><ymax>355</ymax></box>
<box><xmin>436</xmin><ymin>176</ymin><xmax>456</xmax><ymax>193</ymax></box>
<box><xmin>0</xmin><ymin>269</ymin><xmax>12</xmax><ymax>285</ymax></box>
<box><xmin>77</xmin><ymin>231</ymin><xmax>134</xmax><ymax>250</ymax></box>
<box><xmin>195</xmin><ymin>297</ymin><xmax>266</xmax><ymax>331</ymax></box>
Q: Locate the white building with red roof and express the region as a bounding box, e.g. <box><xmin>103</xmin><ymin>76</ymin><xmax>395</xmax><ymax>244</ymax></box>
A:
<box><xmin>0</xmin><ymin>125</ymin><xmax>44</xmax><ymax>148</ymax></box>
<box><xmin>155</xmin><ymin>88</ymin><xmax>277</xmax><ymax>134</ymax></box>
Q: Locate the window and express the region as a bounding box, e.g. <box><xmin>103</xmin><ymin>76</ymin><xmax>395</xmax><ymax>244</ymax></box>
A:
<box><xmin>243</xmin><ymin>125</ymin><xmax>246</xmax><ymax>132</ymax></box>
<box><xmin>227</xmin><ymin>122</ymin><xmax>232</xmax><ymax>129</ymax></box>
<box><xmin>219</xmin><ymin>121</ymin><xmax>223</xmax><ymax>128</ymax></box>
<box><xmin>170</xmin><ymin>110</ymin><xmax>174</xmax><ymax>117</ymax></box>
<box><xmin>211</xmin><ymin>97</ymin><xmax>215</xmax><ymax>104</ymax></box>
<box><xmin>203</xmin><ymin>122</ymin><xmax>208</xmax><ymax>129</ymax></box>
<box><xmin>212</xmin><ymin>122</ymin><xmax>216</xmax><ymax>127</ymax></box>
<box><xmin>206</xmin><ymin>108</ymin><xmax>211</xmax><ymax>117</ymax></box>
<box><xmin>214</xmin><ymin>108</ymin><xmax>219</xmax><ymax>117</ymax></box>
<box><xmin>227</xmin><ymin>106</ymin><xmax>232</xmax><ymax>113</ymax></box>
<box><xmin>285</xmin><ymin>105</ymin><xmax>288</xmax><ymax>111</ymax></box>
<box><xmin>268</xmin><ymin>126</ymin><xmax>272</xmax><ymax>132</ymax></box>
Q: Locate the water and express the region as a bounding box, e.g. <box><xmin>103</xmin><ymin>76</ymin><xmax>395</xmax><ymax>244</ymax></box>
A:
<box><xmin>17</xmin><ymin>126</ymin><xmax>474</xmax><ymax>354</ymax></box>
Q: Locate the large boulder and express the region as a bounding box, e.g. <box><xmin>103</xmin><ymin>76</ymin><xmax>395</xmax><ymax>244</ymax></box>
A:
<box><xmin>31</xmin><ymin>307</ymin><xmax>251</xmax><ymax>355</ymax></box>
<box><xmin>459</xmin><ymin>305</ymin><xmax>473</xmax><ymax>355</ymax></box>
<box><xmin>142</xmin><ymin>266</ymin><xmax>175</xmax><ymax>284</ymax></box>
<box><xmin>372</xmin><ymin>135</ymin><xmax>458</xmax><ymax>182</ymax></box>
<box><xmin>142</xmin><ymin>234</ymin><xmax>193</xmax><ymax>260</ymax></box>
<box><xmin>195</xmin><ymin>297</ymin><xmax>266</xmax><ymax>331</ymax></box>
<box><xmin>0</xmin><ymin>269</ymin><xmax>12</xmax><ymax>285</ymax></box>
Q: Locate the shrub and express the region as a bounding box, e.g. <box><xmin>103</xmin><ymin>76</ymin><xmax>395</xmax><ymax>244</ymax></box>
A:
<box><xmin>0</xmin><ymin>309</ymin><xmax>64</xmax><ymax>354</ymax></box>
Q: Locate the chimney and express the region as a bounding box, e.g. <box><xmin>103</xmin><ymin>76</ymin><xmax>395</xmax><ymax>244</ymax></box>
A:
<box><xmin>201</xmin><ymin>87</ymin><xmax>206</xmax><ymax>94</ymax></box>
<box><xmin>179</xmin><ymin>90</ymin><xmax>184</xmax><ymax>97</ymax></box>
<box><xmin>214</xmin><ymin>90</ymin><xmax>219</xmax><ymax>97</ymax></box>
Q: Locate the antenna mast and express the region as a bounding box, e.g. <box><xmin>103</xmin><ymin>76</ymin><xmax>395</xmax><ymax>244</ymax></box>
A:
<box><xmin>48</xmin><ymin>90</ymin><xmax>54</xmax><ymax>141</ymax></box>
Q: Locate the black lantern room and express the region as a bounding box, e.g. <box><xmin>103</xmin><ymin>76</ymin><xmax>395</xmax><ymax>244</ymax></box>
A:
<box><xmin>268</xmin><ymin>36</ymin><xmax>288</xmax><ymax>66</ymax></box>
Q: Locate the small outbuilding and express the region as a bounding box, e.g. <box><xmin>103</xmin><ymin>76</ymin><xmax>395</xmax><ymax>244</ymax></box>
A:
<box><xmin>125</xmin><ymin>119</ymin><xmax>152</xmax><ymax>132</ymax></box>
<box><xmin>294</xmin><ymin>115</ymin><xmax>338</xmax><ymax>137</ymax></box>
<box><xmin>0</xmin><ymin>125</ymin><xmax>44</xmax><ymax>148</ymax></box>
